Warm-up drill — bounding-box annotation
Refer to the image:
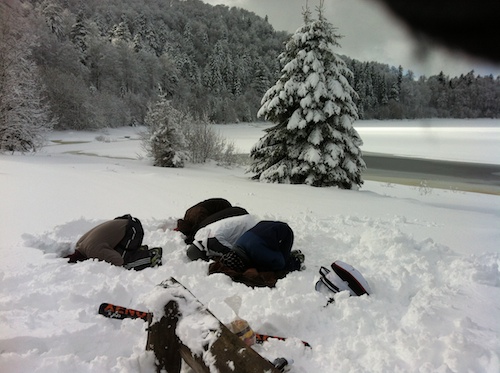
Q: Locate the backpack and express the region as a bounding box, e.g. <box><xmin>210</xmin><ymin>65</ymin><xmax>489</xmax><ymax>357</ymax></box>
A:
<box><xmin>315</xmin><ymin>260</ymin><xmax>371</xmax><ymax>297</ymax></box>
<box><xmin>114</xmin><ymin>214</ymin><xmax>144</xmax><ymax>251</ymax></box>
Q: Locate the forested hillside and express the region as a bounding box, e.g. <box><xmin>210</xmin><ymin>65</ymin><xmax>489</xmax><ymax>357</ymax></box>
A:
<box><xmin>27</xmin><ymin>0</ymin><xmax>287</xmax><ymax>129</ymax></box>
<box><xmin>2</xmin><ymin>0</ymin><xmax>500</xmax><ymax>133</ymax></box>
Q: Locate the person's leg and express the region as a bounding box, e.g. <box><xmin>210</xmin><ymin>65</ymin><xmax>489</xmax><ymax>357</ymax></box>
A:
<box><xmin>236</xmin><ymin>231</ymin><xmax>285</xmax><ymax>271</ymax></box>
<box><xmin>123</xmin><ymin>248</ymin><xmax>162</xmax><ymax>270</ymax></box>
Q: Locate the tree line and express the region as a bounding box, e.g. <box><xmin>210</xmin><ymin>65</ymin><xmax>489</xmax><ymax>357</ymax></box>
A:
<box><xmin>1</xmin><ymin>0</ymin><xmax>499</xmax><ymax>151</ymax></box>
<box><xmin>345</xmin><ymin>59</ymin><xmax>500</xmax><ymax>119</ymax></box>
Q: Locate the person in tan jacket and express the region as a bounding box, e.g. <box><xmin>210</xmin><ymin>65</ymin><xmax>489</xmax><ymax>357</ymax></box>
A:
<box><xmin>65</xmin><ymin>216</ymin><xmax>162</xmax><ymax>271</ymax></box>
<box><xmin>75</xmin><ymin>219</ymin><xmax>129</xmax><ymax>266</ymax></box>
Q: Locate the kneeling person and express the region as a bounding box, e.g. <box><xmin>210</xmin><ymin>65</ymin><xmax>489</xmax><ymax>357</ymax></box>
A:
<box><xmin>222</xmin><ymin>221</ymin><xmax>303</xmax><ymax>273</ymax></box>
<box><xmin>65</xmin><ymin>215</ymin><xmax>162</xmax><ymax>271</ymax></box>
<box><xmin>187</xmin><ymin>211</ymin><xmax>257</xmax><ymax>261</ymax></box>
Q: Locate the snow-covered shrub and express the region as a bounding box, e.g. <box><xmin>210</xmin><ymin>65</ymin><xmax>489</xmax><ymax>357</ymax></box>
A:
<box><xmin>143</xmin><ymin>98</ymin><xmax>235</xmax><ymax>167</ymax></box>
<box><xmin>183</xmin><ymin>117</ymin><xmax>236</xmax><ymax>165</ymax></box>
<box><xmin>143</xmin><ymin>95</ymin><xmax>189</xmax><ymax>168</ymax></box>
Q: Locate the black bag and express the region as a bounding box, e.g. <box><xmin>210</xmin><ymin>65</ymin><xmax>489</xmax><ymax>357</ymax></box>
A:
<box><xmin>114</xmin><ymin>214</ymin><xmax>144</xmax><ymax>251</ymax></box>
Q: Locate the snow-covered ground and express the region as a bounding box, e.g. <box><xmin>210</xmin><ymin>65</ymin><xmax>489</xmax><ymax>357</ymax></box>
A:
<box><xmin>1</xmin><ymin>119</ymin><xmax>499</xmax><ymax>373</ymax></box>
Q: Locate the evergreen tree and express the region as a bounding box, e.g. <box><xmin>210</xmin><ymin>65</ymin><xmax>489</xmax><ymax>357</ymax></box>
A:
<box><xmin>203</xmin><ymin>39</ymin><xmax>228</xmax><ymax>94</ymax></box>
<box><xmin>249</xmin><ymin>4</ymin><xmax>365</xmax><ymax>189</ymax></box>
<box><xmin>144</xmin><ymin>94</ymin><xmax>189</xmax><ymax>168</ymax></box>
<box><xmin>396</xmin><ymin>65</ymin><xmax>403</xmax><ymax>98</ymax></box>
<box><xmin>70</xmin><ymin>11</ymin><xmax>88</xmax><ymax>63</ymax></box>
<box><xmin>38</xmin><ymin>0</ymin><xmax>65</xmax><ymax>40</ymax></box>
<box><xmin>110</xmin><ymin>15</ymin><xmax>132</xmax><ymax>45</ymax></box>
<box><xmin>251</xmin><ymin>60</ymin><xmax>271</xmax><ymax>95</ymax></box>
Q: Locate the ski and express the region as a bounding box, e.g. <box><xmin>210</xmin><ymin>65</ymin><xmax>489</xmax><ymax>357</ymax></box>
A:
<box><xmin>255</xmin><ymin>333</ymin><xmax>311</xmax><ymax>348</ymax></box>
<box><xmin>98</xmin><ymin>302</ymin><xmax>310</xmax><ymax>348</ymax></box>
<box><xmin>98</xmin><ymin>302</ymin><xmax>151</xmax><ymax>321</ymax></box>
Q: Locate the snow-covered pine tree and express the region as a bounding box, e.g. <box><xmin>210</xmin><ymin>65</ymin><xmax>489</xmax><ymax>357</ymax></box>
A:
<box><xmin>144</xmin><ymin>94</ymin><xmax>189</xmax><ymax>167</ymax></box>
<box><xmin>249</xmin><ymin>3</ymin><xmax>365</xmax><ymax>189</ymax></box>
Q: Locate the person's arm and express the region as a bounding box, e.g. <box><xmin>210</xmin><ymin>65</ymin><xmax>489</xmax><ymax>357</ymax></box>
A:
<box><xmin>207</xmin><ymin>237</ymin><xmax>231</xmax><ymax>255</ymax></box>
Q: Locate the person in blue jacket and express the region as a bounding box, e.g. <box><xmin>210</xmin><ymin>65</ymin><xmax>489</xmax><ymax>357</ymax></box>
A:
<box><xmin>219</xmin><ymin>221</ymin><xmax>304</xmax><ymax>273</ymax></box>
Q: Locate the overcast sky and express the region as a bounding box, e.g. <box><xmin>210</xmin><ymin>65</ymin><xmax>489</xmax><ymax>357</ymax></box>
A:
<box><xmin>203</xmin><ymin>0</ymin><xmax>500</xmax><ymax>78</ymax></box>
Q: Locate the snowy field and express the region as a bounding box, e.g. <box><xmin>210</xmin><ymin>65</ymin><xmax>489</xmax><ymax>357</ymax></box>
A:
<box><xmin>1</xmin><ymin>119</ymin><xmax>499</xmax><ymax>373</ymax></box>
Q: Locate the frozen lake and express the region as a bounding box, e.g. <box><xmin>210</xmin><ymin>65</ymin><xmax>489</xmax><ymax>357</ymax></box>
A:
<box><xmin>213</xmin><ymin>118</ymin><xmax>500</xmax><ymax>165</ymax></box>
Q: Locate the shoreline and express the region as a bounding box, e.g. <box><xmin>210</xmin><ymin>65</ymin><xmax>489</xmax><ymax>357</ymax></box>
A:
<box><xmin>362</xmin><ymin>172</ymin><xmax>500</xmax><ymax>195</ymax></box>
<box><xmin>362</xmin><ymin>152</ymin><xmax>500</xmax><ymax>195</ymax></box>
<box><xmin>236</xmin><ymin>152</ymin><xmax>500</xmax><ymax>195</ymax></box>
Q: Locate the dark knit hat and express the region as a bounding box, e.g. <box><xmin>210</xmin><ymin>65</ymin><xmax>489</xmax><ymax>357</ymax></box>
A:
<box><xmin>176</xmin><ymin>219</ymin><xmax>192</xmax><ymax>235</ymax></box>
